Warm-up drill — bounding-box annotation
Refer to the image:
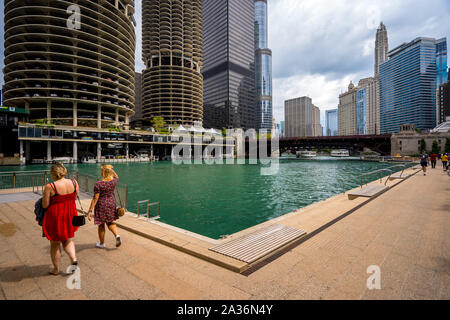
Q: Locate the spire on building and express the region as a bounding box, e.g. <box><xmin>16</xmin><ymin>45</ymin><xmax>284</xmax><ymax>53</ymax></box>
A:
<box><xmin>375</xmin><ymin>22</ymin><xmax>389</xmax><ymax>78</ymax></box>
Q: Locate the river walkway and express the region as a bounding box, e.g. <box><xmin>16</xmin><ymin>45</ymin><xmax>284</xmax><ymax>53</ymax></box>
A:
<box><xmin>0</xmin><ymin>166</ymin><xmax>448</xmax><ymax>300</ymax></box>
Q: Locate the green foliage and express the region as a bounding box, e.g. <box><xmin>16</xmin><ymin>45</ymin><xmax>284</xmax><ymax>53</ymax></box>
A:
<box><xmin>418</xmin><ymin>139</ymin><xmax>426</xmax><ymax>153</ymax></box>
<box><xmin>445</xmin><ymin>138</ymin><xmax>450</xmax><ymax>153</ymax></box>
<box><xmin>151</xmin><ymin>116</ymin><xmax>166</xmax><ymax>132</ymax></box>
<box><xmin>108</xmin><ymin>125</ymin><xmax>122</xmax><ymax>132</ymax></box>
<box><xmin>431</xmin><ymin>140</ymin><xmax>440</xmax><ymax>154</ymax></box>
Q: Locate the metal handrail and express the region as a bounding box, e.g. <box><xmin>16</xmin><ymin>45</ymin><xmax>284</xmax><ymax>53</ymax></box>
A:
<box><xmin>137</xmin><ymin>200</ymin><xmax>160</xmax><ymax>220</ymax></box>
<box><xmin>359</xmin><ymin>164</ymin><xmax>408</xmax><ymax>188</ymax></box>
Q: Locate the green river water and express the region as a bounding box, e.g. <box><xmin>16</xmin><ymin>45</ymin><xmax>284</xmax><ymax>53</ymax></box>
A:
<box><xmin>0</xmin><ymin>158</ymin><xmax>410</xmax><ymax>239</ymax></box>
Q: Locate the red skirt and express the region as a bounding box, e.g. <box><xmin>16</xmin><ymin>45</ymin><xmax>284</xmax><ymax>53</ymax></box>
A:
<box><xmin>42</xmin><ymin>192</ymin><xmax>79</xmax><ymax>242</ymax></box>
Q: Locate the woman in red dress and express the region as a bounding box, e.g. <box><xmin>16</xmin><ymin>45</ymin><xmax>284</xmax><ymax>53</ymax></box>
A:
<box><xmin>42</xmin><ymin>163</ymin><xmax>79</xmax><ymax>275</ymax></box>
<box><xmin>87</xmin><ymin>165</ymin><xmax>122</xmax><ymax>248</ymax></box>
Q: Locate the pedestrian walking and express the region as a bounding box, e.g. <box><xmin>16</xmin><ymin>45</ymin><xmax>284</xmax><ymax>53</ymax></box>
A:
<box><xmin>420</xmin><ymin>152</ymin><xmax>429</xmax><ymax>176</ymax></box>
<box><xmin>87</xmin><ymin>165</ymin><xmax>122</xmax><ymax>248</ymax></box>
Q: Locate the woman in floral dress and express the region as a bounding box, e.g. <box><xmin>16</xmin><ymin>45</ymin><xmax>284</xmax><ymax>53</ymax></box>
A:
<box><xmin>88</xmin><ymin>165</ymin><xmax>122</xmax><ymax>248</ymax></box>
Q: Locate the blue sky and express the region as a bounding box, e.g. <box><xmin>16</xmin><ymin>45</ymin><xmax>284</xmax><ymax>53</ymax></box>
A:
<box><xmin>2</xmin><ymin>0</ymin><xmax>450</xmax><ymax>125</ymax></box>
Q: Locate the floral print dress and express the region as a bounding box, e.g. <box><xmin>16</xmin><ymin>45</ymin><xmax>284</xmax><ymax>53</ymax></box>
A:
<box><xmin>94</xmin><ymin>177</ymin><xmax>119</xmax><ymax>225</ymax></box>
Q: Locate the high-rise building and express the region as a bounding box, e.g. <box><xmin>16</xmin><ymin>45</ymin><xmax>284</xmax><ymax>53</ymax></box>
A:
<box><xmin>254</xmin><ymin>0</ymin><xmax>273</xmax><ymax>131</ymax></box>
<box><xmin>280</xmin><ymin>121</ymin><xmax>285</xmax><ymax>138</ymax></box>
<box><xmin>3</xmin><ymin>0</ymin><xmax>136</xmax><ymax>129</ymax></box>
<box><xmin>437</xmin><ymin>82</ymin><xmax>449</xmax><ymax>124</ymax></box>
<box><xmin>436</xmin><ymin>38</ymin><xmax>448</xmax><ymax>87</ymax></box>
<box><xmin>312</xmin><ymin>105</ymin><xmax>322</xmax><ymax>137</ymax></box>
<box><xmin>357</xmin><ymin>77</ymin><xmax>379</xmax><ymax>135</ymax></box>
<box><xmin>284</xmin><ymin>97</ymin><xmax>320</xmax><ymax>137</ymax></box>
<box><xmin>131</xmin><ymin>72</ymin><xmax>143</xmax><ymax>128</ymax></box>
<box><xmin>203</xmin><ymin>0</ymin><xmax>255</xmax><ymax>130</ymax></box>
<box><xmin>338</xmin><ymin>82</ymin><xmax>357</xmax><ymax>136</ymax></box>
<box><xmin>142</xmin><ymin>0</ymin><xmax>203</xmax><ymax>126</ymax></box>
<box><xmin>375</xmin><ymin>22</ymin><xmax>388</xmax><ymax>79</ymax></box>
<box><xmin>355</xmin><ymin>87</ymin><xmax>367</xmax><ymax>135</ymax></box>
<box><xmin>325</xmin><ymin>109</ymin><xmax>338</xmax><ymax>136</ymax></box>
<box><xmin>380</xmin><ymin>37</ymin><xmax>445</xmax><ymax>133</ymax></box>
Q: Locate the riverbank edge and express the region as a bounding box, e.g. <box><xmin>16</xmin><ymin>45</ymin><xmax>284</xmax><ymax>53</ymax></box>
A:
<box><xmin>111</xmin><ymin>165</ymin><xmax>422</xmax><ymax>273</ymax></box>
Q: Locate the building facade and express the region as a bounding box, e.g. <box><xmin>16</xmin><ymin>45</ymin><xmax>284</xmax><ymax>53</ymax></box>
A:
<box><xmin>325</xmin><ymin>109</ymin><xmax>338</xmax><ymax>136</ymax></box>
<box><xmin>375</xmin><ymin>22</ymin><xmax>389</xmax><ymax>79</ymax></box>
<box><xmin>338</xmin><ymin>82</ymin><xmax>357</xmax><ymax>136</ymax></box>
<box><xmin>254</xmin><ymin>0</ymin><xmax>273</xmax><ymax>131</ymax></box>
<box><xmin>357</xmin><ymin>77</ymin><xmax>379</xmax><ymax>135</ymax></box>
<box><xmin>391</xmin><ymin>127</ymin><xmax>450</xmax><ymax>156</ymax></box>
<box><xmin>438</xmin><ymin>82</ymin><xmax>449</xmax><ymax>124</ymax></box>
<box><xmin>203</xmin><ymin>0</ymin><xmax>255</xmax><ymax>130</ymax></box>
<box><xmin>312</xmin><ymin>105</ymin><xmax>322</xmax><ymax>137</ymax></box>
<box><xmin>285</xmin><ymin>97</ymin><xmax>321</xmax><ymax>138</ymax></box>
<box><xmin>3</xmin><ymin>0</ymin><xmax>136</xmax><ymax>129</ymax></box>
<box><xmin>130</xmin><ymin>72</ymin><xmax>143</xmax><ymax>128</ymax></box>
<box><xmin>380</xmin><ymin>37</ymin><xmax>445</xmax><ymax>133</ymax></box>
<box><xmin>142</xmin><ymin>0</ymin><xmax>203</xmax><ymax>126</ymax></box>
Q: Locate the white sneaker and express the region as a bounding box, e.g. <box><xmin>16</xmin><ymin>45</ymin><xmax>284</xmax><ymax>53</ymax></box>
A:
<box><xmin>96</xmin><ymin>242</ymin><xmax>106</xmax><ymax>249</ymax></box>
<box><xmin>116</xmin><ymin>235</ymin><xmax>122</xmax><ymax>248</ymax></box>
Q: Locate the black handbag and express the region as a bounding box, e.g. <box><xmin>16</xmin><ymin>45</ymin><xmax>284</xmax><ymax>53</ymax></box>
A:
<box><xmin>72</xmin><ymin>215</ymin><xmax>86</xmax><ymax>227</ymax></box>
<box><xmin>71</xmin><ymin>179</ymin><xmax>86</xmax><ymax>227</ymax></box>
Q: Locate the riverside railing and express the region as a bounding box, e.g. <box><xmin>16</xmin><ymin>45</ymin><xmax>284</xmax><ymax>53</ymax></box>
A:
<box><xmin>72</xmin><ymin>172</ymin><xmax>129</xmax><ymax>210</ymax></box>
<box><xmin>0</xmin><ymin>170</ymin><xmax>128</xmax><ymax>210</ymax></box>
<box><xmin>359</xmin><ymin>164</ymin><xmax>408</xmax><ymax>188</ymax></box>
<box><xmin>0</xmin><ymin>170</ymin><xmax>50</xmax><ymax>190</ymax></box>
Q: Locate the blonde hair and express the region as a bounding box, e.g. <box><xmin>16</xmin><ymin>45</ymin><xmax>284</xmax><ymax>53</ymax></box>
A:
<box><xmin>50</xmin><ymin>163</ymin><xmax>67</xmax><ymax>181</ymax></box>
<box><xmin>101</xmin><ymin>165</ymin><xmax>114</xmax><ymax>180</ymax></box>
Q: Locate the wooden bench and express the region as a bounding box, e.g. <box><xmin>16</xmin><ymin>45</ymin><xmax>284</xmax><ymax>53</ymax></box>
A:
<box><xmin>347</xmin><ymin>185</ymin><xmax>389</xmax><ymax>200</ymax></box>
<box><xmin>209</xmin><ymin>224</ymin><xmax>307</xmax><ymax>264</ymax></box>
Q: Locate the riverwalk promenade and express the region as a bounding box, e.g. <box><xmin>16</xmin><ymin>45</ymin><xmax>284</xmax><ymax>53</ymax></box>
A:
<box><xmin>0</xmin><ymin>167</ymin><xmax>448</xmax><ymax>300</ymax></box>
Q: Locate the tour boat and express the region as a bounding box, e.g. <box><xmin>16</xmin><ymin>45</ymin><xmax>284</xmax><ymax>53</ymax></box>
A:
<box><xmin>81</xmin><ymin>156</ymin><xmax>97</xmax><ymax>164</ymax></box>
<box><xmin>296</xmin><ymin>150</ymin><xmax>317</xmax><ymax>158</ymax></box>
<box><xmin>330</xmin><ymin>149</ymin><xmax>350</xmax><ymax>157</ymax></box>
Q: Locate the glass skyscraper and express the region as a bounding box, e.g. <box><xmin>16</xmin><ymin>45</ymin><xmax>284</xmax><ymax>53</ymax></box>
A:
<box><xmin>325</xmin><ymin>109</ymin><xmax>338</xmax><ymax>136</ymax></box>
<box><xmin>436</xmin><ymin>38</ymin><xmax>448</xmax><ymax>87</ymax></box>
<box><xmin>203</xmin><ymin>0</ymin><xmax>256</xmax><ymax>130</ymax></box>
<box><xmin>254</xmin><ymin>0</ymin><xmax>273</xmax><ymax>131</ymax></box>
<box><xmin>379</xmin><ymin>37</ymin><xmax>445</xmax><ymax>133</ymax></box>
<box><xmin>356</xmin><ymin>88</ymin><xmax>367</xmax><ymax>135</ymax></box>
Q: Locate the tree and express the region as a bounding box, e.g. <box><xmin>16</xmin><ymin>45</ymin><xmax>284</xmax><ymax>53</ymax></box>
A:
<box><xmin>418</xmin><ymin>139</ymin><xmax>426</xmax><ymax>153</ymax></box>
<box><xmin>445</xmin><ymin>138</ymin><xmax>450</xmax><ymax>153</ymax></box>
<box><xmin>431</xmin><ymin>140</ymin><xmax>440</xmax><ymax>154</ymax></box>
<box><xmin>151</xmin><ymin>116</ymin><xmax>166</xmax><ymax>133</ymax></box>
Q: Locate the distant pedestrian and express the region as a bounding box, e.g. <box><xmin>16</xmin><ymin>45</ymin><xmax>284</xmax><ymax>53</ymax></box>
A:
<box><xmin>442</xmin><ymin>153</ymin><xmax>449</xmax><ymax>171</ymax></box>
<box><xmin>430</xmin><ymin>153</ymin><xmax>438</xmax><ymax>169</ymax></box>
<box><xmin>420</xmin><ymin>152</ymin><xmax>428</xmax><ymax>176</ymax></box>
<box><xmin>87</xmin><ymin>165</ymin><xmax>122</xmax><ymax>248</ymax></box>
<box><xmin>42</xmin><ymin>163</ymin><xmax>79</xmax><ymax>275</ymax></box>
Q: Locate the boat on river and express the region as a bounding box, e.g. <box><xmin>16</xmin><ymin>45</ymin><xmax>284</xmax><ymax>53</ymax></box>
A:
<box><xmin>331</xmin><ymin>149</ymin><xmax>350</xmax><ymax>157</ymax></box>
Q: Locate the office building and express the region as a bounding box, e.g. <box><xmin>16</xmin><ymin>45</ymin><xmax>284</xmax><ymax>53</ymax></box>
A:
<box><xmin>142</xmin><ymin>0</ymin><xmax>203</xmax><ymax>126</ymax></box>
<box><xmin>357</xmin><ymin>77</ymin><xmax>379</xmax><ymax>135</ymax></box>
<box><xmin>130</xmin><ymin>72</ymin><xmax>143</xmax><ymax>128</ymax></box>
<box><xmin>203</xmin><ymin>0</ymin><xmax>255</xmax><ymax>130</ymax></box>
<box><xmin>338</xmin><ymin>82</ymin><xmax>357</xmax><ymax>136</ymax></box>
<box><xmin>254</xmin><ymin>0</ymin><xmax>273</xmax><ymax>131</ymax></box>
<box><xmin>312</xmin><ymin>105</ymin><xmax>322</xmax><ymax>136</ymax></box>
<box><xmin>325</xmin><ymin>109</ymin><xmax>338</xmax><ymax>137</ymax></box>
<box><xmin>438</xmin><ymin>82</ymin><xmax>449</xmax><ymax>124</ymax></box>
<box><xmin>285</xmin><ymin>97</ymin><xmax>321</xmax><ymax>137</ymax></box>
<box><xmin>380</xmin><ymin>37</ymin><xmax>446</xmax><ymax>133</ymax></box>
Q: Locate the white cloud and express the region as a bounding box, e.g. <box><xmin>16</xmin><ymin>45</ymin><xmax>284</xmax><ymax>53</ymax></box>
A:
<box><xmin>268</xmin><ymin>0</ymin><xmax>450</xmax><ymax>123</ymax></box>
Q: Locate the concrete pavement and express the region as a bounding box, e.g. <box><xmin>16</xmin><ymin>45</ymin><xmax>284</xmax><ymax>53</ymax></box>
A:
<box><xmin>0</xmin><ymin>166</ymin><xmax>448</xmax><ymax>300</ymax></box>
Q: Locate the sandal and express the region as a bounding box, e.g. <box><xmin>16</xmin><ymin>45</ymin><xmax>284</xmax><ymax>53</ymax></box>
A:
<box><xmin>116</xmin><ymin>235</ymin><xmax>122</xmax><ymax>248</ymax></box>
